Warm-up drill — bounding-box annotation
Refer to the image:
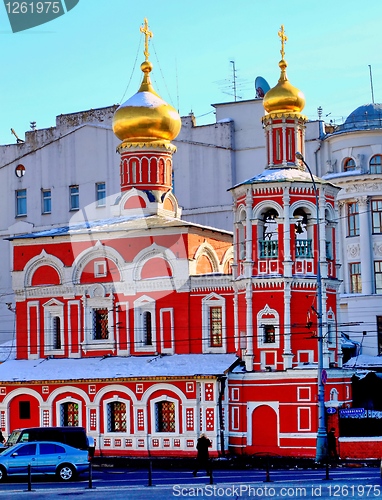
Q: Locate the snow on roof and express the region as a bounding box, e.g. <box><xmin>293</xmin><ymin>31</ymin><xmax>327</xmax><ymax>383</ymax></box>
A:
<box><xmin>9</xmin><ymin>214</ymin><xmax>232</xmax><ymax>240</ymax></box>
<box><xmin>233</xmin><ymin>166</ymin><xmax>324</xmax><ymax>188</ymax></box>
<box><xmin>0</xmin><ymin>354</ymin><xmax>238</xmax><ymax>383</ymax></box>
<box><xmin>343</xmin><ymin>354</ymin><xmax>382</xmax><ymax>370</ymax></box>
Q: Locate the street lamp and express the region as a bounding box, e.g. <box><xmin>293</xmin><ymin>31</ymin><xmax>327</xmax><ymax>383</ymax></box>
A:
<box><xmin>295</xmin><ymin>152</ymin><xmax>327</xmax><ymax>463</ymax></box>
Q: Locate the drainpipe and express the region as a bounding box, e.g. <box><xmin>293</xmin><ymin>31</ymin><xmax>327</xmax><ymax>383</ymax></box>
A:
<box><xmin>217</xmin><ymin>375</ymin><xmax>226</xmax><ymax>457</ymax></box>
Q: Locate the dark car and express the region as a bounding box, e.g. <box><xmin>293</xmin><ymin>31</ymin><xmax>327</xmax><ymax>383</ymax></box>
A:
<box><xmin>0</xmin><ymin>441</ymin><xmax>89</xmax><ymax>481</ymax></box>
<box><xmin>3</xmin><ymin>427</ymin><xmax>95</xmax><ymax>457</ymax></box>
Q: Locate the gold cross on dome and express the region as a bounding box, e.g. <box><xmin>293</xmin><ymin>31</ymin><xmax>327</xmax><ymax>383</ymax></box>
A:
<box><xmin>140</xmin><ymin>18</ymin><xmax>153</xmax><ymax>62</ymax></box>
<box><xmin>278</xmin><ymin>24</ymin><xmax>288</xmax><ymax>59</ymax></box>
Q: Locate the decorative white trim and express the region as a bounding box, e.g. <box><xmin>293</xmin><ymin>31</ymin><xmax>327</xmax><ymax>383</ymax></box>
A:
<box><xmin>116</xmin><ymin>302</ymin><xmax>129</xmax><ymax>355</ymax></box>
<box><xmin>201</xmin><ymin>292</ymin><xmax>226</xmax><ymax>354</ymax></box>
<box><xmin>42</xmin><ymin>299</ymin><xmax>64</xmax><ymax>356</ymax></box>
<box><xmin>247</xmin><ymin>402</ymin><xmax>279</xmax><ymax>446</ymax></box>
<box><xmin>27</xmin><ymin>301</ymin><xmax>40</xmax><ymax>359</ymax></box>
<box><xmin>252</xmin><ymin>201</ymin><xmax>282</xmax><ymax>221</ymax></box>
<box><xmin>102</xmin><ymin>396</ymin><xmax>130</xmax><ymax>434</ymax></box>
<box><xmin>81</xmin><ymin>294</ymin><xmax>114</xmax><ymax>351</ymax></box>
<box><xmin>24</xmin><ymin>250</ymin><xmax>64</xmax><ymax>287</ymax></box>
<box><xmin>192</xmin><ymin>242</ymin><xmax>220</xmax><ymax>274</ymax></box>
<box><xmin>160</xmin><ymin>308</ymin><xmax>174</xmax><ymax>354</ymax></box>
<box><xmin>133</xmin><ymin>295</ymin><xmax>157</xmax><ymax>352</ymax></box>
<box><xmin>133</xmin><ymin>244</ymin><xmax>175</xmax><ymax>282</ymax></box>
<box><xmin>72</xmin><ymin>241</ymin><xmax>124</xmax><ymax>285</ymax></box>
<box><xmin>55</xmin><ymin>396</ymin><xmax>83</xmax><ymax>427</ymax></box>
<box><xmin>257</xmin><ymin>304</ymin><xmax>280</xmax><ymax>349</ymax></box>
<box><xmin>149</xmin><ymin>394</ymin><xmax>179</xmax><ymax>435</ymax></box>
<box><xmin>297</xmin><ymin>406</ymin><xmax>311</xmax><ymax>431</ymax></box>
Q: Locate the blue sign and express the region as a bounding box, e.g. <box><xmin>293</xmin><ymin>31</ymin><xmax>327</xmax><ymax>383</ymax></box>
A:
<box><xmin>326</xmin><ymin>407</ymin><xmax>337</xmax><ymax>414</ymax></box>
<box><xmin>340</xmin><ymin>408</ymin><xmax>365</xmax><ymax>417</ymax></box>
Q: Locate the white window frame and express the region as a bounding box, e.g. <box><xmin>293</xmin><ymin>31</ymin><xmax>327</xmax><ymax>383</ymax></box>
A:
<box><xmin>150</xmin><ymin>395</ymin><xmax>179</xmax><ymax>435</ymax></box>
<box><xmin>96</xmin><ymin>182</ymin><xmax>106</xmax><ymax>207</ymax></box>
<box><xmin>297</xmin><ymin>407</ymin><xmax>311</xmax><ymax>431</ymax></box>
<box><xmin>327</xmin><ymin>308</ymin><xmax>336</xmax><ymax>345</ymax></box>
<box><xmin>42</xmin><ymin>189</ymin><xmax>51</xmax><ymax>214</ymax></box>
<box><xmin>257</xmin><ymin>304</ymin><xmax>280</xmax><ymax>348</ymax></box>
<box><xmin>69</xmin><ymin>185</ymin><xmax>79</xmax><ymax>211</ymax></box>
<box><xmin>103</xmin><ymin>396</ymin><xmax>130</xmax><ymax>434</ymax></box>
<box><xmin>43</xmin><ymin>300</ymin><xmax>64</xmax><ymax>356</ymax></box>
<box><xmin>83</xmin><ymin>296</ymin><xmax>114</xmax><ymax>351</ymax></box>
<box><xmin>94</xmin><ymin>261</ymin><xmax>107</xmax><ymax>278</ymax></box>
<box><xmin>16</xmin><ymin>188</ymin><xmax>27</xmax><ymax>216</ymax></box>
<box><xmin>134</xmin><ymin>296</ymin><xmax>157</xmax><ymax>352</ymax></box>
<box><xmin>56</xmin><ymin>397</ymin><xmax>82</xmax><ymax>427</ymax></box>
<box><xmin>160</xmin><ymin>308</ymin><xmax>174</xmax><ymax>354</ymax></box>
<box><xmin>201</xmin><ymin>293</ymin><xmax>226</xmax><ymax>354</ymax></box>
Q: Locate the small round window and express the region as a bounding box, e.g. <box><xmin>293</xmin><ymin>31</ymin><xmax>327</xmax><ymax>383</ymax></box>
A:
<box><xmin>15</xmin><ymin>164</ymin><xmax>26</xmax><ymax>178</ymax></box>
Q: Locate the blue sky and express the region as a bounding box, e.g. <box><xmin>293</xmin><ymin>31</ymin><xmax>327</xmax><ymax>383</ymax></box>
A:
<box><xmin>1</xmin><ymin>0</ymin><xmax>381</xmax><ymax>143</ymax></box>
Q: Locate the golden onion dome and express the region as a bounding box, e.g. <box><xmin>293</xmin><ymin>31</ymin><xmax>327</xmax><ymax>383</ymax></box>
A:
<box><xmin>112</xmin><ymin>60</ymin><xmax>181</xmax><ymax>144</ymax></box>
<box><xmin>263</xmin><ymin>58</ymin><xmax>305</xmax><ymax>114</ymax></box>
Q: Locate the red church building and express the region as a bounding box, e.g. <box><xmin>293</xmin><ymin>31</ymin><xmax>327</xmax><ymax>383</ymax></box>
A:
<box><xmin>0</xmin><ymin>22</ymin><xmax>355</xmax><ymax>459</ymax></box>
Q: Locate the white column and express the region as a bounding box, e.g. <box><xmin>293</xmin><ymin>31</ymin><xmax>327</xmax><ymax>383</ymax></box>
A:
<box><xmin>283</xmin><ymin>187</ymin><xmax>292</xmax><ymax>277</ymax></box>
<box><xmin>283</xmin><ymin>282</ymin><xmax>293</xmax><ymax>369</ymax></box>
<box><xmin>282</xmin><ymin>119</ymin><xmax>287</xmax><ymax>166</ymax></box>
<box><xmin>244</xmin><ymin>188</ymin><xmax>253</xmax><ymax>278</ymax></box>
<box><xmin>358</xmin><ymin>196</ymin><xmax>373</xmax><ymax>295</ymax></box>
<box><xmin>269</xmin><ymin>127</ymin><xmax>273</xmax><ymax>166</ymax></box>
<box><xmin>245</xmin><ymin>284</ymin><xmax>253</xmax><ymax>371</ymax></box>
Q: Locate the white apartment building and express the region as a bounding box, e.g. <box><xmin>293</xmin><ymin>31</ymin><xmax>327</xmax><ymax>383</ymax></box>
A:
<box><xmin>0</xmin><ymin>98</ymin><xmax>381</xmax><ymax>357</ymax></box>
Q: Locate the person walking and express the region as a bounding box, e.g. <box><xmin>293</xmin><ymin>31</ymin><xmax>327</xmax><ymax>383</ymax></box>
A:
<box><xmin>193</xmin><ymin>434</ymin><xmax>211</xmax><ymax>477</ymax></box>
<box><xmin>327</xmin><ymin>427</ymin><xmax>339</xmax><ymax>465</ymax></box>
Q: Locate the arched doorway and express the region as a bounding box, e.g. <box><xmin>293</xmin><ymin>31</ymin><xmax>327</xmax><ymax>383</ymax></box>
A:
<box><xmin>9</xmin><ymin>394</ymin><xmax>40</xmax><ymax>430</ymax></box>
<box><xmin>251</xmin><ymin>405</ymin><xmax>278</xmax><ymax>454</ymax></box>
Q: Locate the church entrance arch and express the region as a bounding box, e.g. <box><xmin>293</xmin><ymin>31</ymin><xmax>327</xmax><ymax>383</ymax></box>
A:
<box><xmin>249</xmin><ymin>404</ymin><xmax>278</xmax><ymax>455</ymax></box>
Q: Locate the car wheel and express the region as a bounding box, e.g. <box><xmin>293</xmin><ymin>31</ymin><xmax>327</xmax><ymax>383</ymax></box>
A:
<box><xmin>0</xmin><ymin>466</ymin><xmax>7</xmax><ymax>482</ymax></box>
<box><xmin>57</xmin><ymin>463</ymin><xmax>75</xmax><ymax>481</ymax></box>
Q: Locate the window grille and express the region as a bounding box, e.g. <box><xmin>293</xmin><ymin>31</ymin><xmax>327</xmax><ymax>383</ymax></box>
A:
<box><xmin>155</xmin><ymin>401</ymin><xmax>175</xmax><ymax>432</ymax></box>
<box><xmin>61</xmin><ymin>402</ymin><xmax>79</xmax><ymax>426</ymax></box>
<box><xmin>93</xmin><ymin>308</ymin><xmax>109</xmax><ymax>340</ymax></box>
<box><xmin>52</xmin><ymin>316</ymin><xmax>61</xmax><ymax>350</ymax></box>
<box><xmin>210</xmin><ymin>307</ymin><xmax>222</xmax><ymax>347</ymax></box>
<box><xmin>107</xmin><ymin>402</ymin><xmax>127</xmax><ymax>432</ymax></box>
<box><xmin>264</xmin><ymin>325</ymin><xmax>276</xmax><ymax>343</ymax></box>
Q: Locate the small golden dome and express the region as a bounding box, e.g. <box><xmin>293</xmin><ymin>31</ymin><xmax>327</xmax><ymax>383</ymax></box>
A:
<box><xmin>112</xmin><ymin>60</ymin><xmax>181</xmax><ymax>144</ymax></box>
<box><xmin>263</xmin><ymin>59</ymin><xmax>305</xmax><ymax>114</ymax></box>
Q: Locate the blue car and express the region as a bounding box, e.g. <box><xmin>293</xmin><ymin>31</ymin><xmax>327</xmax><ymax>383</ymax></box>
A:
<box><xmin>0</xmin><ymin>441</ymin><xmax>89</xmax><ymax>482</ymax></box>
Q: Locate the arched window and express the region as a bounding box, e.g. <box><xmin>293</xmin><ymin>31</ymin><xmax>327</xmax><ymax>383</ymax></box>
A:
<box><xmin>93</xmin><ymin>308</ymin><xmax>109</xmax><ymax>340</ymax></box>
<box><xmin>370</xmin><ymin>155</ymin><xmax>382</xmax><ymax>174</ymax></box>
<box><xmin>343</xmin><ymin>158</ymin><xmax>356</xmax><ymax>172</ymax></box>
<box><xmin>60</xmin><ymin>402</ymin><xmax>79</xmax><ymax>426</ymax></box>
<box><xmin>238</xmin><ymin>210</ymin><xmax>246</xmax><ymax>260</ymax></box>
<box><xmin>107</xmin><ymin>402</ymin><xmax>127</xmax><ymax>432</ymax></box>
<box><xmin>155</xmin><ymin>401</ymin><xmax>175</xmax><ymax>432</ymax></box>
<box><xmin>52</xmin><ymin>316</ymin><xmax>61</xmax><ymax>350</ymax></box>
<box><xmin>293</xmin><ymin>208</ymin><xmax>311</xmax><ymax>258</ymax></box>
<box><xmin>259</xmin><ymin>209</ymin><xmax>278</xmax><ymax>258</ymax></box>
<box><xmin>134</xmin><ymin>296</ymin><xmax>156</xmax><ymax>352</ymax></box>
<box><xmin>257</xmin><ymin>305</ymin><xmax>280</xmax><ymax>348</ymax></box>
<box><xmin>144</xmin><ymin>311</ymin><xmax>152</xmax><ymax>346</ymax></box>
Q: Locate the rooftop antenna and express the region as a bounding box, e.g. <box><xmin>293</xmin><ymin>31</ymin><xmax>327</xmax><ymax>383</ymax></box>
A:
<box><xmin>368</xmin><ymin>65</ymin><xmax>375</xmax><ymax>104</ymax></box>
<box><xmin>30</xmin><ymin>121</ymin><xmax>36</xmax><ymax>131</ymax></box>
<box><xmin>317</xmin><ymin>106</ymin><xmax>323</xmax><ymax>120</ymax></box>
<box><xmin>10</xmin><ymin>128</ymin><xmax>24</xmax><ymax>143</ymax></box>
<box><xmin>230</xmin><ymin>60</ymin><xmax>238</xmax><ymax>101</ymax></box>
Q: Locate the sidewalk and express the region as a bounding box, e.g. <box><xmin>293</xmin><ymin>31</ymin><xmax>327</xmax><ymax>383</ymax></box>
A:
<box><xmin>0</xmin><ymin>474</ymin><xmax>381</xmax><ymax>500</ymax></box>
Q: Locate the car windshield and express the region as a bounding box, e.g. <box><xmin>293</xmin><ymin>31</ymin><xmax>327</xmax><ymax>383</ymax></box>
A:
<box><xmin>6</xmin><ymin>430</ymin><xmax>21</xmax><ymax>446</ymax></box>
